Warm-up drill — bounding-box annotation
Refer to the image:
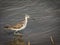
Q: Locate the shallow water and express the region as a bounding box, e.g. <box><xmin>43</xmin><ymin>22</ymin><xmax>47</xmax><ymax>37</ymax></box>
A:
<box><xmin>0</xmin><ymin>0</ymin><xmax>60</xmax><ymax>45</ymax></box>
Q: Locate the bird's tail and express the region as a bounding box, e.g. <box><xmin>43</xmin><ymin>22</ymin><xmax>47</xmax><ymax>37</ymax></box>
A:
<box><xmin>4</xmin><ymin>25</ymin><xmax>11</xmax><ymax>29</ymax></box>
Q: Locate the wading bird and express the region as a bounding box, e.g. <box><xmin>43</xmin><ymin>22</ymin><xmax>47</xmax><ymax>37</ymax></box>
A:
<box><xmin>4</xmin><ymin>15</ymin><xmax>30</xmax><ymax>35</ymax></box>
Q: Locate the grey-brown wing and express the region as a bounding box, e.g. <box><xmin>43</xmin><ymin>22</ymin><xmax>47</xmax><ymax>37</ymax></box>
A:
<box><xmin>11</xmin><ymin>20</ymin><xmax>24</xmax><ymax>29</ymax></box>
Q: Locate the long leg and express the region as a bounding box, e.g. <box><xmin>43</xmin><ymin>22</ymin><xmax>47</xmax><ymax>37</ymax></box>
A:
<box><xmin>14</xmin><ymin>31</ymin><xmax>17</xmax><ymax>35</ymax></box>
<box><xmin>14</xmin><ymin>31</ymin><xmax>23</xmax><ymax>35</ymax></box>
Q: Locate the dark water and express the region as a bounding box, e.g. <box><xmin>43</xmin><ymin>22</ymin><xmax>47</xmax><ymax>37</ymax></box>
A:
<box><xmin>0</xmin><ymin>0</ymin><xmax>60</xmax><ymax>45</ymax></box>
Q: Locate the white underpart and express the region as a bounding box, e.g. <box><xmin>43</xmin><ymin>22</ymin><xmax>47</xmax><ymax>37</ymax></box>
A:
<box><xmin>11</xmin><ymin>17</ymin><xmax>28</xmax><ymax>32</ymax></box>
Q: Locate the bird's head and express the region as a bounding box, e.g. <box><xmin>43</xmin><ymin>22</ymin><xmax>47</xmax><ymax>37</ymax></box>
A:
<box><xmin>25</xmin><ymin>14</ymin><xmax>30</xmax><ymax>19</ymax></box>
<box><xmin>25</xmin><ymin>14</ymin><xmax>36</xmax><ymax>21</ymax></box>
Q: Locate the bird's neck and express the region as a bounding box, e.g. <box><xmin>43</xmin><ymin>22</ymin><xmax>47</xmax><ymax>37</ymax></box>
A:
<box><xmin>25</xmin><ymin>17</ymin><xmax>28</xmax><ymax>23</ymax></box>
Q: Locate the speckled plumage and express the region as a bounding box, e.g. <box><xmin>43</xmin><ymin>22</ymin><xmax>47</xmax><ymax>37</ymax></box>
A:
<box><xmin>4</xmin><ymin>15</ymin><xmax>30</xmax><ymax>32</ymax></box>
